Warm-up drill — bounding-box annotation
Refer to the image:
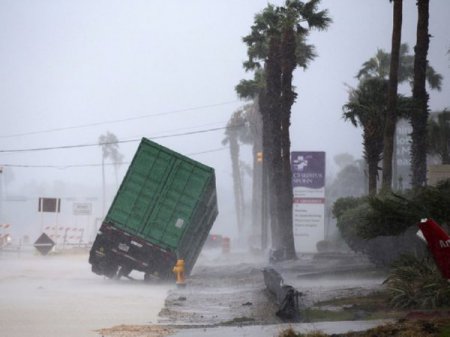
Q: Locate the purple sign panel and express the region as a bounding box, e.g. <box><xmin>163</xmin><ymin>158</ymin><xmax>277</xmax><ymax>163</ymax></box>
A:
<box><xmin>291</xmin><ymin>152</ymin><xmax>325</xmax><ymax>189</ymax></box>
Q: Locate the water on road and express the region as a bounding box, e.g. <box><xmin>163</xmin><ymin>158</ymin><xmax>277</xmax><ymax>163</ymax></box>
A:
<box><xmin>0</xmin><ymin>250</ymin><xmax>170</xmax><ymax>337</ymax></box>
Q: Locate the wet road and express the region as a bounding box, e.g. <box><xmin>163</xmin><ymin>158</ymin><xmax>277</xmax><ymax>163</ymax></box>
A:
<box><xmin>0</xmin><ymin>249</ymin><xmax>170</xmax><ymax>337</ymax></box>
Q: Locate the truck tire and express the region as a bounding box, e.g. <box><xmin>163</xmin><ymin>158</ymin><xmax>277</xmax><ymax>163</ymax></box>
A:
<box><xmin>116</xmin><ymin>265</ymin><xmax>132</xmax><ymax>279</ymax></box>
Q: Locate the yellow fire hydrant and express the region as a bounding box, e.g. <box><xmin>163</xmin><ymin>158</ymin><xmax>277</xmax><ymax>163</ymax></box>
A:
<box><xmin>172</xmin><ymin>259</ymin><xmax>186</xmax><ymax>287</ymax></box>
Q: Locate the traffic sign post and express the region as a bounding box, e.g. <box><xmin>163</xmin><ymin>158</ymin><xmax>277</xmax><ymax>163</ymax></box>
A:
<box><xmin>34</xmin><ymin>233</ymin><xmax>55</xmax><ymax>256</ymax></box>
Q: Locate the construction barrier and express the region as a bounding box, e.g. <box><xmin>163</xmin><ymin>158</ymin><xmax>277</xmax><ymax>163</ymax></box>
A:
<box><xmin>222</xmin><ymin>236</ymin><xmax>230</xmax><ymax>254</ymax></box>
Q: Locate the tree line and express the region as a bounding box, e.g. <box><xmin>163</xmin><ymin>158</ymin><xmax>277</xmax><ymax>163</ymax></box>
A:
<box><xmin>225</xmin><ymin>0</ymin><xmax>446</xmax><ymax>260</ymax></box>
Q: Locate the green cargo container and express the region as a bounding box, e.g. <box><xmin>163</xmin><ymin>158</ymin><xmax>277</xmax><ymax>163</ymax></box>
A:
<box><xmin>89</xmin><ymin>138</ymin><xmax>218</xmax><ymax>279</ymax></box>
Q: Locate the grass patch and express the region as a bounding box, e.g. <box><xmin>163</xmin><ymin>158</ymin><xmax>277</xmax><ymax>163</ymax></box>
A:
<box><xmin>302</xmin><ymin>291</ymin><xmax>403</xmax><ymax>322</ymax></box>
<box><xmin>220</xmin><ymin>316</ymin><xmax>255</xmax><ymax>326</ymax></box>
<box><xmin>278</xmin><ymin>319</ymin><xmax>450</xmax><ymax>336</ymax></box>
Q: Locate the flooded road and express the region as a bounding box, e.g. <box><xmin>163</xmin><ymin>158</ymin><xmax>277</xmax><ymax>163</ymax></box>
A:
<box><xmin>0</xmin><ymin>248</ymin><xmax>391</xmax><ymax>337</ymax></box>
<box><xmin>0</xmin><ymin>249</ymin><xmax>170</xmax><ymax>337</ymax></box>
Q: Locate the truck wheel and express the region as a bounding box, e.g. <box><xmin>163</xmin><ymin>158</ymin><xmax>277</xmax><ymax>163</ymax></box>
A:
<box><xmin>104</xmin><ymin>264</ymin><xmax>119</xmax><ymax>279</ymax></box>
<box><xmin>116</xmin><ymin>265</ymin><xmax>132</xmax><ymax>279</ymax></box>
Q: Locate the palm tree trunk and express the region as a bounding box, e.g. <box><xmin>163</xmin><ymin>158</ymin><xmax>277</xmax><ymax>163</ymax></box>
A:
<box><xmin>250</xmin><ymin>101</ymin><xmax>265</xmax><ymax>249</ymax></box>
<box><xmin>259</xmin><ymin>91</ymin><xmax>273</xmax><ymax>250</ymax></box>
<box><xmin>365</xmin><ymin>123</ymin><xmax>383</xmax><ymax>196</ymax></box>
<box><xmin>230</xmin><ymin>136</ymin><xmax>244</xmax><ymax>234</ymax></box>
<box><xmin>279</xmin><ymin>25</ymin><xmax>297</xmax><ymax>258</ymax></box>
<box><xmin>411</xmin><ymin>0</ymin><xmax>430</xmax><ymax>188</ymax></box>
<box><xmin>382</xmin><ymin>0</ymin><xmax>403</xmax><ymax>193</ymax></box>
<box><xmin>266</xmin><ymin>35</ymin><xmax>283</xmax><ymax>250</ymax></box>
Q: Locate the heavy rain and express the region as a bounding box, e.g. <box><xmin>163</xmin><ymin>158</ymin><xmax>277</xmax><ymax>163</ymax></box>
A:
<box><xmin>1</xmin><ymin>1</ymin><xmax>450</xmax><ymax>337</ymax></box>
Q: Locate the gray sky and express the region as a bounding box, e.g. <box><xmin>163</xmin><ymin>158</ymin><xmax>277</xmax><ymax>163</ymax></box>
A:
<box><xmin>0</xmin><ymin>0</ymin><xmax>449</xmax><ymax>236</ymax></box>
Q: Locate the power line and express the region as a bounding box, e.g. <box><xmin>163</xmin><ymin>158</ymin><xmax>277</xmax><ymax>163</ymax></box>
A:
<box><xmin>0</xmin><ymin>100</ymin><xmax>239</xmax><ymax>139</ymax></box>
<box><xmin>1</xmin><ymin>147</ymin><xmax>228</xmax><ymax>169</ymax></box>
<box><xmin>0</xmin><ymin>123</ymin><xmax>245</xmax><ymax>154</ymax></box>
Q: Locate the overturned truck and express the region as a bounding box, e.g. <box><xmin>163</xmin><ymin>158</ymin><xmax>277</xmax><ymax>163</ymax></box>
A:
<box><xmin>89</xmin><ymin>138</ymin><xmax>218</xmax><ymax>280</ymax></box>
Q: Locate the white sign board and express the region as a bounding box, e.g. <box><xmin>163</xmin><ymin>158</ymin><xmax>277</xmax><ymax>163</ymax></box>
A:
<box><xmin>291</xmin><ymin>151</ymin><xmax>326</xmax><ymax>253</ymax></box>
<box><xmin>73</xmin><ymin>203</ymin><xmax>92</xmax><ymax>216</ymax></box>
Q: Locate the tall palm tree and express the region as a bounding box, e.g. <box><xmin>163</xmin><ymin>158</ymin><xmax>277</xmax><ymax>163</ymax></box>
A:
<box><xmin>354</xmin><ymin>43</ymin><xmax>441</xmax><ymax>192</ymax></box>
<box><xmin>411</xmin><ymin>0</ymin><xmax>431</xmax><ymax>188</ymax></box>
<box><xmin>98</xmin><ymin>131</ymin><xmax>123</xmax><ymax>216</ymax></box>
<box><xmin>381</xmin><ymin>0</ymin><xmax>403</xmax><ymax>193</ymax></box>
<box><xmin>222</xmin><ymin>109</ymin><xmax>252</xmax><ymax>235</ymax></box>
<box><xmin>235</xmin><ymin>74</ymin><xmax>268</xmax><ymax>248</ymax></box>
<box><xmin>240</xmin><ymin>0</ymin><xmax>330</xmax><ymax>259</ymax></box>
<box><xmin>343</xmin><ymin>78</ymin><xmax>388</xmax><ymax>195</ymax></box>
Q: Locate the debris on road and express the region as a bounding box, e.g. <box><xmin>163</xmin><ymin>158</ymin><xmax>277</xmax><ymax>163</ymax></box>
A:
<box><xmin>263</xmin><ymin>267</ymin><xmax>302</xmax><ymax>322</ymax></box>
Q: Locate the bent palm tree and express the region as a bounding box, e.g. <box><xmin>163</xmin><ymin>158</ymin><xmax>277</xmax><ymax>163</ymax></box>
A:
<box><xmin>222</xmin><ymin>108</ymin><xmax>253</xmax><ymax>235</ymax></box>
<box><xmin>98</xmin><ymin>131</ymin><xmax>124</xmax><ymax>216</ymax></box>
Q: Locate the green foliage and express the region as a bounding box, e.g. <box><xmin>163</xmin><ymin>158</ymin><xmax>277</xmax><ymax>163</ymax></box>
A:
<box><xmin>359</xmin><ymin>194</ymin><xmax>421</xmax><ymax>238</ymax></box>
<box><xmin>333</xmin><ymin>181</ymin><xmax>450</xmax><ymax>268</ymax></box>
<box><xmin>428</xmin><ymin>110</ymin><xmax>450</xmax><ymax>164</ymax></box>
<box><xmin>356</xmin><ymin>43</ymin><xmax>442</xmax><ymax>90</ymax></box>
<box><xmin>333</xmin><ymin>197</ymin><xmax>370</xmax><ymax>253</ymax></box>
<box><xmin>332</xmin><ymin>196</ymin><xmax>367</xmax><ymax>219</ymax></box>
<box><xmin>358</xmin><ymin>180</ymin><xmax>450</xmax><ymax>239</ymax></box>
<box><xmin>343</xmin><ymin>78</ymin><xmax>388</xmax><ymax>128</ymax></box>
<box><xmin>384</xmin><ymin>254</ymin><xmax>450</xmax><ymax>309</ymax></box>
<box><xmin>241</xmin><ymin>0</ymin><xmax>330</xmax><ymax>73</ymax></box>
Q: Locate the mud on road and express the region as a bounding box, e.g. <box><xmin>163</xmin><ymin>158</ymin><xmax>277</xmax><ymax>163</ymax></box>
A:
<box><xmin>98</xmin><ymin>250</ymin><xmax>391</xmax><ymax>337</ymax></box>
<box><xmin>157</xmin><ymin>250</ymin><xmax>386</xmax><ymax>327</ymax></box>
<box><xmin>159</xmin><ymin>252</ymin><xmax>281</xmax><ymax>326</ymax></box>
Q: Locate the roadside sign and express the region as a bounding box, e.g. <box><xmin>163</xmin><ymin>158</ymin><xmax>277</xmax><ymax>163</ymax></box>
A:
<box><xmin>34</xmin><ymin>233</ymin><xmax>55</xmax><ymax>255</ymax></box>
<box><xmin>73</xmin><ymin>202</ymin><xmax>92</xmax><ymax>216</ymax></box>
<box><xmin>38</xmin><ymin>198</ymin><xmax>61</xmax><ymax>213</ymax></box>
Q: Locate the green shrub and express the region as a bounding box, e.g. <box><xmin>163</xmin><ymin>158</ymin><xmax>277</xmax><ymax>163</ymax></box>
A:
<box><xmin>333</xmin><ymin>196</ymin><xmax>426</xmax><ymax>266</ymax></box>
<box><xmin>384</xmin><ymin>254</ymin><xmax>450</xmax><ymax>309</ymax></box>
<box><xmin>334</xmin><ymin>180</ymin><xmax>450</xmax><ymax>241</ymax></box>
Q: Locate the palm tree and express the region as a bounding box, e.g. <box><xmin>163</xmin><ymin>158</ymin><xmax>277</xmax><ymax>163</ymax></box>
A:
<box><xmin>222</xmin><ymin>108</ymin><xmax>253</xmax><ymax>235</ymax></box>
<box><xmin>354</xmin><ymin>43</ymin><xmax>441</xmax><ymax>192</ymax></box>
<box><xmin>223</xmin><ymin>103</ymin><xmax>265</xmax><ymax>245</ymax></box>
<box><xmin>98</xmin><ymin>131</ymin><xmax>124</xmax><ymax>217</ymax></box>
<box><xmin>343</xmin><ymin>78</ymin><xmax>388</xmax><ymax>195</ymax></box>
<box><xmin>381</xmin><ymin>0</ymin><xmax>403</xmax><ymax>193</ymax></box>
<box><xmin>357</xmin><ymin>44</ymin><xmax>442</xmax><ymax>89</ymax></box>
<box><xmin>240</xmin><ymin>0</ymin><xmax>330</xmax><ymax>259</ymax></box>
<box><xmin>411</xmin><ymin>0</ymin><xmax>431</xmax><ymax>188</ymax></box>
<box><xmin>428</xmin><ymin>111</ymin><xmax>450</xmax><ymax>164</ymax></box>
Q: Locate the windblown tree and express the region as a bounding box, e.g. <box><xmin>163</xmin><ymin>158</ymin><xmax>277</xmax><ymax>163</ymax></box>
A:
<box><xmin>428</xmin><ymin>110</ymin><xmax>450</xmax><ymax>164</ymax></box>
<box><xmin>236</xmin><ymin>71</ymin><xmax>271</xmax><ymax>249</ymax></box>
<box><xmin>98</xmin><ymin>131</ymin><xmax>124</xmax><ymax>216</ymax></box>
<box><xmin>237</xmin><ymin>0</ymin><xmax>330</xmax><ymax>259</ymax></box>
<box><xmin>343</xmin><ymin>78</ymin><xmax>388</xmax><ymax>195</ymax></box>
<box><xmin>351</xmin><ymin>43</ymin><xmax>441</xmax><ymax>193</ymax></box>
<box><xmin>356</xmin><ymin>44</ymin><xmax>442</xmax><ymax>88</ymax></box>
<box><xmin>222</xmin><ymin>108</ymin><xmax>253</xmax><ymax>235</ymax></box>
